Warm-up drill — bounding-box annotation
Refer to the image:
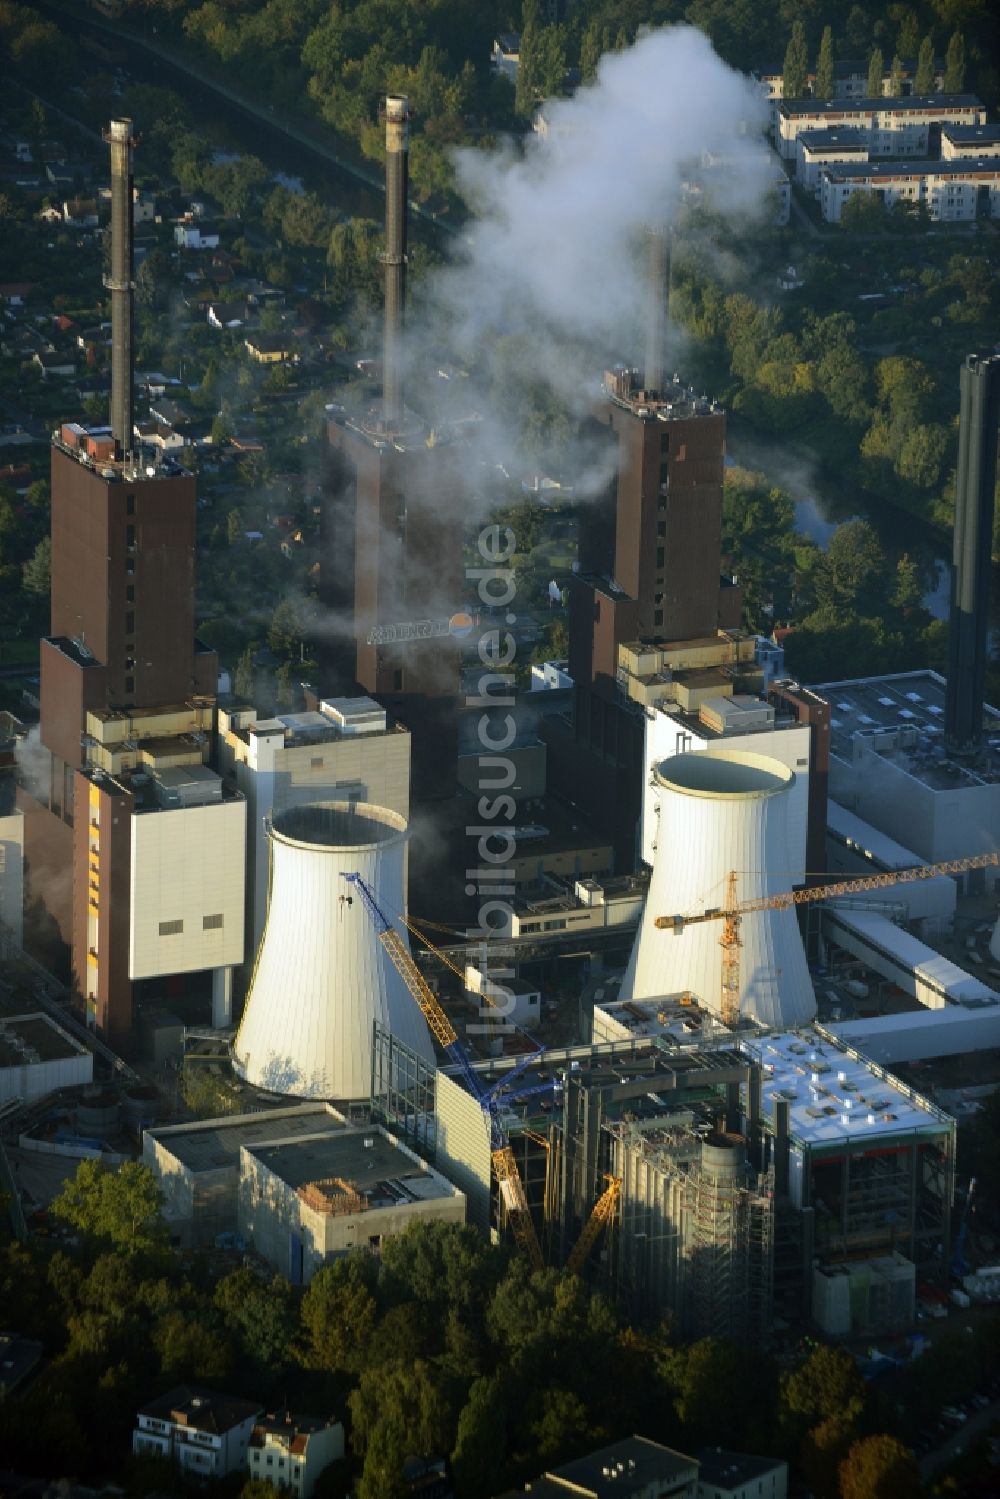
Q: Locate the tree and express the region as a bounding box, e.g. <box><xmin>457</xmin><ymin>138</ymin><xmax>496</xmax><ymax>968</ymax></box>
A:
<box><xmin>888</xmin><ymin>55</ymin><xmax>904</xmax><ymax>95</ymax></box>
<box><xmin>814</xmin><ymin>27</ymin><xmax>834</xmax><ymax>99</ymax></box>
<box><xmin>943</xmin><ymin>31</ymin><xmax>965</xmax><ymax>92</ymax></box>
<box><xmin>349</xmin><ymin>1360</ymin><xmax>454</xmax><ymax>1463</ymax></box>
<box><xmin>914</xmin><ymin>35</ymin><xmax>936</xmax><ymax>92</ymax></box>
<box><xmin>867</xmin><ymin>46</ymin><xmax>884</xmax><ymax>98</ymax></box>
<box><xmin>896</xmin><ymin>8</ymin><xmax>921</xmax><ymax>57</ymax></box>
<box><xmin>840</xmin><ymin>191</ymin><xmax>885</xmax><ymax>230</ymax></box>
<box><xmin>839</xmin><ymin>1434</ymin><xmax>920</xmax><ymax>1499</ymax></box>
<box><xmin>451</xmin><ymin>1376</ymin><xmax>509</xmax><ymax>1499</ymax></box>
<box><xmin>580</xmin><ymin>19</ymin><xmax>608</xmax><ymax>82</ymax></box>
<box><xmin>50</xmin><ymin>1160</ymin><xmax>168</xmax><ymax>1260</ymax></box>
<box><xmin>227</xmin><ymin>507</ymin><xmax>244</xmax><ymax>545</ymax></box>
<box><xmin>781</xmin><ymin>1343</ymin><xmax>866</xmax><ymax>1432</ymax></box>
<box><xmin>357</xmin><ymin>1420</ymin><xmax>406</xmax><ymax>1499</ymax></box>
<box><xmin>515</xmin><ymin>0</ymin><xmax>541</xmax><ymax>116</ymax></box>
<box><xmin>782</xmin><ymin>20</ymin><xmax>809</xmax><ymax>98</ymax></box>
<box><xmin>22</xmin><ymin>536</ymin><xmax>50</xmax><ymax>596</ymax></box>
<box><xmin>215</xmin><ymin>1268</ymin><xmax>298</xmax><ymax>1368</ymax></box>
<box><xmin>301</xmin><ymin>1257</ymin><xmax>378</xmax><ymax>1373</ymax></box>
<box><xmin>822</xmin><ymin>519</ymin><xmax>889</xmax><ymax>613</ymax></box>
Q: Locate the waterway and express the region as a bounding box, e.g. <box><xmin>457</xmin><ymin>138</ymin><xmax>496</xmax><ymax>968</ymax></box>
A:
<box><xmin>726</xmin><ymin>429</ymin><xmax>954</xmax><ymax>621</ymax></box>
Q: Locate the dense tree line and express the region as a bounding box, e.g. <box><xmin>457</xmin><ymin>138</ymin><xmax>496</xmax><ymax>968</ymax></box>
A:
<box><xmin>3</xmin><ymin>1159</ymin><xmax>975</xmax><ymax>1496</ymax></box>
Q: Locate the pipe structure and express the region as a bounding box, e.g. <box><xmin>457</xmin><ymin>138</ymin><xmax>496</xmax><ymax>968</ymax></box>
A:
<box><xmin>381</xmin><ymin>94</ymin><xmax>409</xmax><ymax>432</ymax></box>
<box><xmin>643</xmin><ymin>225</ymin><xmax>670</xmax><ymax>396</ymax></box>
<box><xmin>945</xmin><ymin>354</ymin><xmax>1000</xmax><ymax>750</ymax></box>
<box><xmin>106</xmin><ymin>119</ymin><xmax>136</xmax><ymax>464</ymax></box>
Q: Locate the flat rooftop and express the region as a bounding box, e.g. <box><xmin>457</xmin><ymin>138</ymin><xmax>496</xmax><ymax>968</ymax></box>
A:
<box><xmin>743</xmin><ymin>1028</ymin><xmax>953</xmax><ymax>1149</ymax></box>
<box><xmin>778</xmin><ymin>93</ymin><xmax>983</xmax><ymax>117</ymax></box>
<box><xmin>797</xmin><ymin>127</ymin><xmax>870</xmax><ymax>149</ymax></box>
<box><xmin>696</xmin><ymin>1449</ymin><xmax>786</xmax><ymax>1492</ymax></box>
<box><xmin>811</xmin><ymin>670</ymin><xmax>1000</xmax><ymax>789</ymax></box>
<box><xmin>823</xmin><ymin>156</ymin><xmax>1000</xmax><ymax>180</ymax></box>
<box><xmin>941</xmin><ymin>122</ymin><xmax>1000</xmax><ymax>142</ymax></box>
<box><xmin>0</xmin><ymin>1013</ymin><xmax>87</xmax><ymax>1066</ymax></box>
<box><xmin>545</xmin><ymin>1437</ymin><xmax>696</xmax><ymax>1499</ymax></box>
<box><xmin>594</xmin><ymin>994</ymin><xmax>729</xmax><ymax>1048</ymax></box>
<box><xmin>148</xmin><ymin>1104</ymin><xmax>344</xmax><ymax>1173</ymax></box>
<box><xmin>248</xmin><ymin>1128</ymin><xmax>457</xmax><ymax>1207</ymax></box>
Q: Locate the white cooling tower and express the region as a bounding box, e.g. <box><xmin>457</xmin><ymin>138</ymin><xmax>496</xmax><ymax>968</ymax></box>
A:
<box><xmin>233</xmin><ymin>801</ymin><xmax>434</xmax><ymax>1100</ymax></box>
<box><xmin>623</xmin><ymin>750</ymin><xmax>816</xmax><ymax>1029</ymax></box>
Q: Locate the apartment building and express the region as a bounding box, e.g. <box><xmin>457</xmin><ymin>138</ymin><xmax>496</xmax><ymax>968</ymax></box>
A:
<box><xmin>819</xmin><ymin>157</ymin><xmax>1000</xmax><ymax>222</ymax></box>
<box><xmin>247</xmin><ymin>1412</ymin><xmax>344</xmax><ymax>1498</ymax></box>
<box><xmin>133</xmin><ymin>1387</ymin><xmax>262</xmax><ymax>1478</ymax></box>
<box><xmin>775</xmin><ymin>95</ymin><xmax>985</xmax><ymax>159</ymax></box>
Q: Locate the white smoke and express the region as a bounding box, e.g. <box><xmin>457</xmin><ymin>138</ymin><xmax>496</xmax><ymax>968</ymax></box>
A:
<box><xmin>428</xmin><ymin>26</ymin><xmax>771</xmax><ymax>391</ymax></box>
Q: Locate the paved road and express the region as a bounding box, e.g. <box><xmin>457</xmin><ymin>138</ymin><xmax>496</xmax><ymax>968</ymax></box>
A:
<box><xmin>919</xmin><ymin>1395</ymin><xmax>1000</xmax><ymax>1480</ymax></box>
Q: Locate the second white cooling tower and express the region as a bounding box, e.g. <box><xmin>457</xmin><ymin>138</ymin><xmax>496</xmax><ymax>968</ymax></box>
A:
<box><xmin>623</xmin><ymin>750</ymin><xmax>816</xmax><ymax>1029</ymax></box>
<box><xmin>233</xmin><ymin>801</ymin><xmax>434</xmax><ymax>1100</ymax></box>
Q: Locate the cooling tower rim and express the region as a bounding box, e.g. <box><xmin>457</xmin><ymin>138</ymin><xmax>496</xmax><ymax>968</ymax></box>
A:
<box><xmin>269</xmin><ymin>799</ymin><xmax>408</xmax><ymax>853</ymax></box>
<box><xmin>653</xmin><ymin>749</ymin><xmax>794</xmax><ymax>800</ymax></box>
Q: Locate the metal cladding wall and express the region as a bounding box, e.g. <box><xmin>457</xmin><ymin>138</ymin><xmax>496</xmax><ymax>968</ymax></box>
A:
<box><xmin>233</xmin><ymin>801</ymin><xmax>434</xmax><ymax>1100</ymax></box>
<box><xmin>622</xmin><ymin>750</ymin><xmax>816</xmax><ymax>1029</ymax></box>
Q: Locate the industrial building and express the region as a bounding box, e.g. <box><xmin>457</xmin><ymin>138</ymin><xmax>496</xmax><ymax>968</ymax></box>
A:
<box><xmin>144</xmin><ymin>1102</ymin><xmax>347</xmax><ymax>1246</ymax></box>
<box><xmin>28</xmin><ymin>120</ymin><xmax>231</xmax><ymax>1049</ymax></box>
<box><xmin>143</xmin><ymin>1104</ymin><xmax>463</xmax><ymax>1277</ymax></box>
<box><xmin>218</xmin><ymin>695</ymin><xmax>411</xmax><ymax>961</ymax></box>
<box><xmin>239</xmin><ymin>1126</ymin><xmax>464</xmax><ymax>1283</ymax></box>
<box><xmin>623</xmin><ymin>750</ymin><xmax>816</xmax><ymax>1030</ymax></box>
<box><xmin>0</xmin><ymin>1011</ymin><xmax>93</xmax><ymax>1103</ymax></box>
<box><xmin>232</xmin><ymin>801</ymin><xmax>433</xmax><ymax>1101</ymax></box>
<box><xmin>375</xmin><ymin>999</ymin><xmax>955</xmax><ymax>1336</ymax></box>
<box><xmin>322</xmin><ymin>97</ymin><xmax>468</xmax><ymax>705</ymax></box>
<box><xmin>376</xmin><ymin>1028</ymin><xmax>773</xmax><ymax>1341</ymax></box>
<box><xmin>812</xmin><ymin>669</ymin><xmax>1000</xmax><ymax>877</ymax></box>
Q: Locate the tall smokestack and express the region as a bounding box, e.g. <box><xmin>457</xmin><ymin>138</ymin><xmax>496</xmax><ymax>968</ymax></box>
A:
<box><xmin>945</xmin><ymin>354</ymin><xmax>1000</xmax><ymax>750</ymax></box>
<box><xmin>643</xmin><ymin>225</ymin><xmax>670</xmax><ymax>395</ymax></box>
<box><xmin>106</xmin><ymin>118</ymin><xmax>136</xmax><ymax>464</ymax></box>
<box><xmin>381</xmin><ymin>94</ymin><xmax>409</xmax><ymax>432</ymax></box>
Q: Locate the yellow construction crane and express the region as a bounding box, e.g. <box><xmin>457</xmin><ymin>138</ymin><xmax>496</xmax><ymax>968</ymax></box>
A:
<box><xmin>343</xmin><ymin>874</ymin><xmax>545</xmax><ymax>1270</ymax></box>
<box><xmin>655</xmin><ymin>852</ymin><xmax>1000</xmax><ymax>1028</ymax></box>
<box><xmin>566</xmin><ymin>1176</ymin><xmax>621</xmax><ymax>1277</ymax></box>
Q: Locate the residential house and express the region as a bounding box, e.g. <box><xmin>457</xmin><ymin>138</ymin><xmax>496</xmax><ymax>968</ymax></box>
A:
<box><xmin>44</xmin><ymin>162</ymin><xmax>74</xmax><ymax>189</ymax></box>
<box><xmin>245</xmin><ymin>331</ymin><xmax>293</xmax><ymax>364</ymax></box>
<box><xmin>63</xmin><ymin>198</ymin><xmax>99</xmax><ymax>229</ymax></box>
<box><xmin>696</xmin><ymin>1450</ymin><xmax>788</xmax><ymax>1499</ymax></box>
<box><xmin>491</xmin><ymin>33</ymin><xmax>520</xmax><ymax>83</ymax></box>
<box><xmin>175</xmin><ymin>219</ymin><xmax>221</xmax><ymax>251</ymax></box>
<box><xmin>149</xmin><ymin>395</ymin><xmax>198</xmax><ymax>429</ymax></box>
<box><xmin>133</xmin><ymin>189</ymin><xmax>158</xmax><ymax>224</ymax></box>
<box><xmin>32</xmin><ymin>350</ymin><xmax>75</xmax><ymax>378</ymax></box>
<box><xmin>133</xmin><ymin>1386</ymin><xmax>262</xmax><ymax>1478</ymax></box>
<box><xmin>135</xmin><ymin>420</ymin><xmax>187</xmax><ymax>454</ymax></box>
<box><xmin>0</xmin><ymin>283</ymin><xmax>32</xmax><ymax>308</ymax></box>
<box><xmin>247</xmin><ymin>1412</ymin><xmax>344</xmax><ymax>1498</ymax></box>
<box><xmin>208</xmin><ymin>300</ymin><xmax>246</xmax><ymax>329</ymax></box>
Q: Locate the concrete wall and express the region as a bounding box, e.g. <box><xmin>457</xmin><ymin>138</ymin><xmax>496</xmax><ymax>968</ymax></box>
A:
<box><xmin>129</xmin><ymin>798</ymin><xmax>245</xmax><ymax>978</ymax></box>
<box><xmin>238</xmin><ymin>1138</ymin><xmax>465</xmax><ymax>1282</ymax></box>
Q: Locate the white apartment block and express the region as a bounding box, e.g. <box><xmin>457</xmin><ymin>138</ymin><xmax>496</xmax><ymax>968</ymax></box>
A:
<box><xmin>941</xmin><ymin>123</ymin><xmax>1000</xmax><ymax>158</ymax></box>
<box><xmin>218</xmin><ymin>696</ymin><xmax>410</xmax><ymax>963</ymax></box>
<box><xmin>775</xmin><ymin>95</ymin><xmax>986</xmax><ymax>159</ymax></box>
<box><xmin>820</xmin><ymin>158</ymin><xmax>1000</xmax><ymax>222</ymax></box>
<box><xmin>795</xmin><ymin>129</ymin><xmax>870</xmax><ymax>192</ymax></box>
<box><xmin>248</xmin><ymin>1412</ymin><xmax>344</xmax><ymax>1498</ymax></box>
<box><xmin>754</xmin><ymin>59</ymin><xmax>943</xmax><ymax>104</ymax></box>
<box><xmin>133</xmin><ymin>1387</ymin><xmax>262</xmax><ymax>1478</ymax></box>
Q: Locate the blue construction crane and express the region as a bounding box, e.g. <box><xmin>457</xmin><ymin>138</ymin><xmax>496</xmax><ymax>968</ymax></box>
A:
<box><xmin>343</xmin><ymin>871</ymin><xmax>553</xmax><ymax>1268</ymax></box>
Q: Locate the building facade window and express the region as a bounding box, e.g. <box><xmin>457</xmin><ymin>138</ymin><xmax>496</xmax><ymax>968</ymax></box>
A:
<box><xmin>203</xmin><ymin>913</ymin><xmax>224</xmax><ymax>930</ymax></box>
<box><xmin>159</xmin><ymin>919</ymin><xmax>184</xmax><ymax>936</ymax></box>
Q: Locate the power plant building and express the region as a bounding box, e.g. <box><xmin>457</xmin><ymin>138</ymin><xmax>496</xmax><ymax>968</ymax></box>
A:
<box><xmin>811</xmin><ymin>670</ymin><xmax>1000</xmax><ymax>882</ymax></box>
<box><xmin>144</xmin><ymin>1105</ymin><xmax>463</xmax><ymax>1278</ymax></box>
<box><xmin>218</xmin><ymin>696</ymin><xmax>410</xmax><ymax>962</ymax></box>
<box><xmin>233</xmin><ymin>801</ymin><xmax>433</xmax><ymax>1101</ymax></box>
<box><xmin>27</xmin><ymin>120</ymin><xmax>232</xmax><ymax>1049</ymax></box>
